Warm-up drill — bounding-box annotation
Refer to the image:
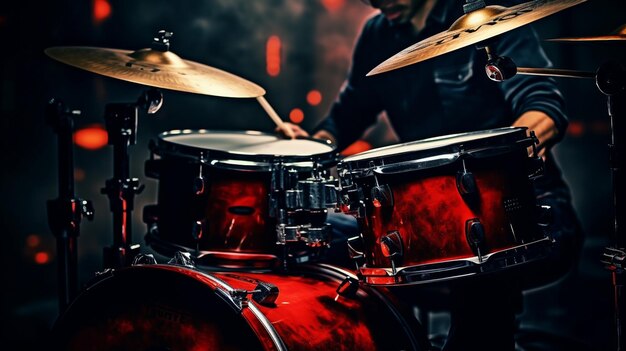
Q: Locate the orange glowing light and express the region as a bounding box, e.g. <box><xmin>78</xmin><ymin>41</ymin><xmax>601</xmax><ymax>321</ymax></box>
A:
<box><xmin>35</xmin><ymin>252</ymin><xmax>50</xmax><ymax>265</ymax></box>
<box><xmin>74</xmin><ymin>124</ymin><xmax>108</xmax><ymax>150</ymax></box>
<box><xmin>307</xmin><ymin>90</ymin><xmax>322</xmax><ymax>106</ymax></box>
<box><xmin>289</xmin><ymin>108</ymin><xmax>304</xmax><ymax>124</ymax></box>
<box><xmin>321</xmin><ymin>0</ymin><xmax>345</xmax><ymax>12</ymax></box>
<box><xmin>266</xmin><ymin>35</ymin><xmax>282</xmax><ymax>77</ymax></box>
<box><xmin>567</xmin><ymin>120</ymin><xmax>584</xmax><ymax>137</ymax></box>
<box><xmin>26</xmin><ymin>234</ymin><xmax>41</xmax><ymax>248</ymax></box>
<box><xmin>341</xmin><ymin>139</ymin><xmax>372</xmax><ymax>156</ymax></box>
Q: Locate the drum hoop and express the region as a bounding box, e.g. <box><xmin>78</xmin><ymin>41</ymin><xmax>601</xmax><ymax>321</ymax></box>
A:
<box><xmin>339</xmin><ymin>127</ymin><xmax>529</xmax><ymax>173</ymax></box>
<box><xmin>359</xmin><ymin>236</ymin><xmax>552</xmax><ymax>286</ymax></box>
<box><xmin>76</xmin><ymin>265</ymin><xmax>288</xmax><ymax>351</ymax></box>
<box><xmin>154</xmin><ymin>129</ymin><xmax>339</xmax><ymax>171</ymax></box>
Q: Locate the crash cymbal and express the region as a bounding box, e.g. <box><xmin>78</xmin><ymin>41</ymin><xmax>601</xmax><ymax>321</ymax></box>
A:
<box><xmin>548</xmin><ymin>24</ymin><xmax>626</xmax><ymax>41</ymax></box>
<box><xmin>45</xmin><ymin>46</ymin><xmax>266</xmax><ymax>98</ymax></box>
<box><xmin>367</xmin><ymin>0</ymin><xmax>586</xmax><ymax>76</ymax></box>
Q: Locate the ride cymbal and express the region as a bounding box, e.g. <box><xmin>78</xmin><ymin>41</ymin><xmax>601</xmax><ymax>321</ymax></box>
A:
<box><xmin>548</xmin><ymin>23</ymin><xmax>626</xmax><ymax>41</ymax></box>
<box><xmin>45</xmin><ymin>46</ymin><xmax>266</xmax><ymax>98</ymax></box>
<box><xmin>367</xmin><ymin>0</ymin><xmax>586</xmax><ymax>76</ymax></box>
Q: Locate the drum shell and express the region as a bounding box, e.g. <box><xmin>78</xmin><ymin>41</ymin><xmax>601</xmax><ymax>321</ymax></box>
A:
<box><xmin>144</xmin><ymin>130</ymin><xmax>339</xmax><ymax>263</ymax></box>
<box><xmin>337</xmin><ymin>127</ymin><xmax>549</xmax><ymax>285</ymax></box>
<box><xmin>356</xmin><ymin>149</ymin><xmax>539</xmax><ymax>269</ymax></box>
<box><xmin>51</xmin><ymin>264</ymin><xmax>427</xmax><ymax>351</ymax></box>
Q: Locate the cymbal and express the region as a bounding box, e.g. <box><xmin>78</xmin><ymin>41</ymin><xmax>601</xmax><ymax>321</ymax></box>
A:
<box><xmin>548</xmin><ymin>24</ymin><xmax>626</xmax><ymax>41</ymax></box>
<box><xmin>367</xmin><ymin>0</ymin><xmax>586</xmax><ymax>76</ymax></box>
<box><xmin>45</xmin><ymin>46</ymin><xmax>266</xmax><ymax>98</ymax></box>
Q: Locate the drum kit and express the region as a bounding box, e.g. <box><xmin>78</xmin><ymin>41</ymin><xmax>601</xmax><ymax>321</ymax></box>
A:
<box><xmin>44</xmin><ymin>0</ymin><xmax>625</xmax><ymax>350</ymax></box>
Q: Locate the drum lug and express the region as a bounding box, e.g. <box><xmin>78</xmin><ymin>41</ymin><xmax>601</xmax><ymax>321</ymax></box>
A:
<box><xmin>191</xmin><ymin>220</ymin><xmax>205</xmax><ymax>241</ymax></box>
<box><xmin>535</xmin><ymin>205</ymin><xmax>553</xmax><ymax>227</ymax></box>
<box><xmin>252</xmin><ymin>281</ymin><xmax>280</xmax><ymax>306</ymax></box>
<box><xmin>380</xmin><ymin>231</ymin><xmax>403</xmax><ymax>259</ymax></box>
<box><xmin>347</xmin><ymin>233</ymin><xmax>364</xmax><ymax>256</ymax></box>
<box><xmin>456</xmin><ymin>169</ymin><xmax>478</xmax><ymax>197</ymax></box>
<box><xmin>465</xmin><ymin>218</ymin><xmax>487</xmax><ymax>261</ymax></box>
<box><xmin>168</xmin><ymin>251</ymin><xmax>195</xmax><ymax>268</ymax></box>
<box><xmin>336</xmin><ymin>276</ymin><xmax>360</xmax><ymax>298</ymax></box>
<box><xmin>371</xmin><ymin>184</ymin><xmax>394</xmax><ymax>208</ymax></box>
<box><xmin>132</xmin><ymin>253</ymin><xmax>157</xmax><ymax>265</ymax></box>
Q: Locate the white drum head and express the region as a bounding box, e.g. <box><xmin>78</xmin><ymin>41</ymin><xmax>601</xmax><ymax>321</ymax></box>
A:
<box><xmin>161</xmin><ymin>130</ymin><xmax>334</xmax><ymax>156</ymax></box>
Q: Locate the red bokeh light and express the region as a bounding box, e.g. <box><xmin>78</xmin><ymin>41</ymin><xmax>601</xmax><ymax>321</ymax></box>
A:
<box><xmin>266</xmin><ymin>35</ymin><xmax>281</xmax><ymax>77</ymax></box>
<box><xmin>93</xmin><ymin>0</ymin><xmax>112</xmax><ymax>24</ymax></box>
<box><xmin>307</xmin><ymin>90</ymin><xmax>322</xmax><ymax>106</ymax></box>
<box><xmin>289</xmin><ymin>108</ymin><xmax>304</xmax><ymax>124</ymax></box>
<box><xmin>567</xmin><ymin>120</ymin><xmax>584</xmax><ymax>137</ymax></box>
<box><xmin>74</xmin><ymin>124</ymin><xmax>108</xmax><ymax>150</ymax></box>
<box><xmin>341</xmin><ymin>139</ymin><xmax>372</xmax><ymax>156</ymax></box>
<box><xmin>321</xmin><ymin>0</ymin><xmax>345</xmax><ymax>12</ymax></box>
<box><xmin>26</xmin><ymin>234</ymin><xmax>41</xmax><ymax>248</ymax></box>
<box><xmin>35</xmin><ymin>252</ymin><xmax>50</xmax><ymax>265</ymax></box>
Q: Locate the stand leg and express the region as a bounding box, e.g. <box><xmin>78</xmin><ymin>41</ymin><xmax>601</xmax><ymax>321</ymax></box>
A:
<box><xmin>45</xmin><ymin>99</ymin><xmax>94</xmax><ymax>311</ymax></box>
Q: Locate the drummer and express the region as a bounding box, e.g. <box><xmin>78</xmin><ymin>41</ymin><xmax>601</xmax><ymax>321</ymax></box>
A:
<box><xmin>280</xmin><ymin>0</ymin><xmax>583</xmax><ymax>350</ymax></box>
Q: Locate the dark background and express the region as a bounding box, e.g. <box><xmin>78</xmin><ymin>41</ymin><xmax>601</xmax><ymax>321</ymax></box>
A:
<box><xmin>1</xmin><ymin>0</ymin><xmax>625</xmax><ymax>349</ymax></box>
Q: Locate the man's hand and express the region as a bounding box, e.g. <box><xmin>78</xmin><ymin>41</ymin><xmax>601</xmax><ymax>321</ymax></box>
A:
<box><xmin>275</xmin><ymin>122</ymin><xmax>310</xmax><ymax>139</ymax></box>
<box><xmin>512</xmin><ymin>110</ymin><xmax>558</xmax><ymax>157</ymax></box>
<box><xmin>275</xmin><ymin>123</ymin><xmax>338</xmax><ymax>145</ymax></box>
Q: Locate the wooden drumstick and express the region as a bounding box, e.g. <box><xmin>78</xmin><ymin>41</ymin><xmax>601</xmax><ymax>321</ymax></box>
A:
<box><xmin>256</xmin><ymin>96</ymin><xmax>295</xmax><ymax>139</ymax></box>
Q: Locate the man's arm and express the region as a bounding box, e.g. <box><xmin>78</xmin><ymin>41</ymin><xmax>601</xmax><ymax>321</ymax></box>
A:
<box><xmin>495</xmin><ymin>25</ymin><xmax>568</xmax><ymax>154</ymax></box>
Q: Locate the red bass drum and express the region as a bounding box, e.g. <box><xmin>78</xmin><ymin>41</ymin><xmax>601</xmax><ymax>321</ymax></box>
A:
<box><xmin>51</xmin><ymin>263</ymin><xmax>430</xmax><ymax>350</ymax></box>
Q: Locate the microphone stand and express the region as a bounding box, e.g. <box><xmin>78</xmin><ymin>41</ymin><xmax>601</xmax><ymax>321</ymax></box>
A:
<box><xmin>484</xmin><ymin>48</ymin><xmax>626</xmax><ymax>350</ymax></box>
<box><xmin>45</xmin><ymin>99</ymin><xmax>94</xmax><ymax>312</ymax></box>
<box><xmin>101</xmin><ymin>88</ymin><xmax>162</xmax><ymax>269</ymax></box>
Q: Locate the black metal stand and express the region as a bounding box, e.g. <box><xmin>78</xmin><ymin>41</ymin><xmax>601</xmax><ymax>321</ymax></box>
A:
<box><xmin>101</xmin><ymin>89</ymin><xmax>162</xmax><ymax>269</ymax></box>
<box><xmin>46</xmin><ymin>99</ymin><xmax>94</xmax><ymax>312</ymax></box>
<box><xmin>484</xmin><ymin>51</ymin><xmax>626</xmax><ymax>350</ymax></box>
<box><xmin>596</xmin><ymin>60</ymin><xmax>626</xmax><ymax>351</ymax></box>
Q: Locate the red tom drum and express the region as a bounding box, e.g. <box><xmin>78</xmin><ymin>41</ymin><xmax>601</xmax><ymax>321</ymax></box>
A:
<box><xmin>144</xmin><ymin>130</ymin><xmax>339</xmax><ymax>268</ymax></box>
<box><xmin>338</xmin><ymin>127</ymin><xmax>552</xmax><ymax>285</ymax></box>
<box><xmin>52</xmin><ymin>263</ymin><xmax>429</xmax><ymax>350</ymax></box>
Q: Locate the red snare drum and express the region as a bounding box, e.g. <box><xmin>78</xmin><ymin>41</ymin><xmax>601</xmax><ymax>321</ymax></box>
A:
<box><xmin>338</xmin><ymin>127</ymin><xmax>551</xmax><ymax>285</ymax></box>
<box><xmin>52</xmin><ymin>263</ymin><xmax>429</xmax><ymax>350</ymax></box>
<box><xmin>144</xmin><ymin>130</ymin><xmax>338</xmax><ymax>268</ymax></box>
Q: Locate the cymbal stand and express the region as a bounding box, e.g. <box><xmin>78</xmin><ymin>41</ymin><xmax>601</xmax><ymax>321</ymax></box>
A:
<box><xmin>101</xmin><ymin>89</ymin><xmax>162</xmax><ymax>269</ymax></box>
<box><xmin>596</xmin><ymin>60</ymin><xmax>626</xmax><ymax>351</ymax></box>
<box><xmin>483</xmin><ymin>47</ymin><xmax>626</xmax><ymax>350</ymax></box>
<box><xmin>46</xmin><ymin>99</ymin><xmax>94</xmax><ymax>311</ymax></box>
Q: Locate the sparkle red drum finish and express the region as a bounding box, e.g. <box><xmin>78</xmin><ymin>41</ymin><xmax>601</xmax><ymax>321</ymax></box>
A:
<box><xmin>338</xmin><ymin>127</ymin><xmax>552</xmax><ymax>285</ymax></box>
<box><xmin>144</xmin><ymin>130</ymin><xmax>338</xmax><ymax>267</ymax></box>
<box><xmin>52</xmin><ymin>264</ymin><xmax>429</xmax><ymax>350</ymax></box>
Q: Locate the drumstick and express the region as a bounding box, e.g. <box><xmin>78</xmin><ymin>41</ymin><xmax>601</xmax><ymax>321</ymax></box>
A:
<box><xmin>256</xmin><ymin>96</ymin><xmax>295</xmax><ymax>139</ymax></box>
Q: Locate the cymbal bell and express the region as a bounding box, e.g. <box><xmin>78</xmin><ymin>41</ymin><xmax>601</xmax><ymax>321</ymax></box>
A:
<box><xmin>547</xmin><ymin>24</ymin><xmax>626</xmax><ymax>42</ymax></box>
<box><xmin>367</xmin><ymin>0</ymin><xmax>586</xmax><ymax>76</ymax></box>
<box><xmin>45</xmin><ymin>46</ymin><xmax>266</xmax><ymax>98</ymax></box>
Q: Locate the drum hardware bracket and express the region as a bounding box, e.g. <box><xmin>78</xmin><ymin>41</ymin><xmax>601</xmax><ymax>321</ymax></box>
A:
<box><xmin>168</xmin><ymin>251</ymin><xmax>195</xmax><ymax>268</ymax></box>
<box><xmin>252</xmin><ymin>281</ymin><xmax>280</xmax><ymax>306</ymax></box>
<box><xmin>381</xmin><ymin>231</ymin><xmax>404</xmax><ymax>275</ymax></box>
<box><xmin>371</xmin><ymin>174</ymin><xmax>394</xmax><ymax>208</ymax></box>
<box><xmin>336</xmin><ymin>276</ymin><xmax>360</xmax><ymax>298</ymax></box>
<box><xmin>465</xmin><ymin>218</ymin><xmax>487</xmax><ymax>262</ymax></box>
<box><xmin>101</xmin><ymin>89</ymin><xmax>163</xmax><ymax>270</ymax></box>
<box><xmin>131</xmin><ymin>253</ymin><xmax>158</xmax><ymax>265</ymax></box>
<box><xmin>46</xmin><ymin>98</ymin><xmax>95</xmax><ymax>312</ymax></box>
